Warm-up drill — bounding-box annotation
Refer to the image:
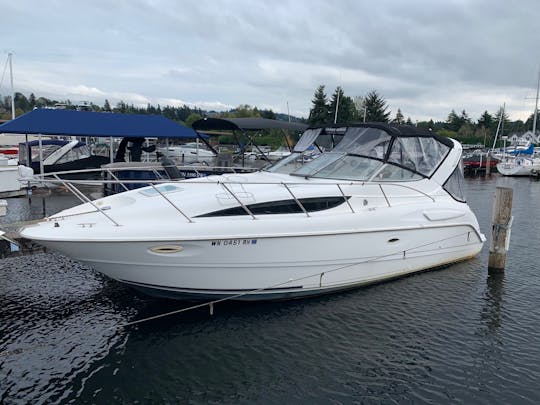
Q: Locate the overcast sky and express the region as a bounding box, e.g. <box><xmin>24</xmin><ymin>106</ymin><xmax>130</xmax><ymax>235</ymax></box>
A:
<box><xmin>2</xmin><ymin>0</ymin><xmax>540</xmax><ymax>122</ymax></box>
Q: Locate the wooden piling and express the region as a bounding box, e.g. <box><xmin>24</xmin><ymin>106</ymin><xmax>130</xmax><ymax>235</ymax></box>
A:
<box><xmin>486</xmin><ymin>154</ymin><xmax>491</xmax><ymax>176</ymax></box>
<box><xmin>488</xmin><ymin>187</ymin><xmax>513</xmax><ymax>271</ymax></box>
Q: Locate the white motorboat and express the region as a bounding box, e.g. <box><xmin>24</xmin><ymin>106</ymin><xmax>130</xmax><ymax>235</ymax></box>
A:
<box><xmin>267</xmin><ymin>146</ymin><xmax>292</xmax><ymax>161</ymax></box>
<box><xmin>0</xmin><ymin>155</ymin><xmax>33</xmax><ymax>197</ymax></box>
<box><xmin>19</xmin><ymin>123</ymin><xmax>485</xmax><ymax>301</ymax></box>
<box><xmin>157</xmin><ymin>141</ymin><xmax>216</xmax><ymax>164</ymax></box>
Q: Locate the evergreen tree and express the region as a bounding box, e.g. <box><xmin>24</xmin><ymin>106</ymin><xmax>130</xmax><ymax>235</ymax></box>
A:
<box><xmin>494</xmin><ymin>106</ymin><xmax>510</xmax><ymax>133</ymax></box>
<box><xmin>308</xmin><ymin>85</ymin><xmax>330</xmax><ymax>125</ymax></box>
<box><xmin>103</xmin><ymin>99</ymin><xmax>111</xmax><ymax>112</ymax></box>
<box><xmin>446</xmin><ymin>109</ymin><xmax>461</xmax><ymax>131</ymax></box>
<box><xmin>477</xmin><ymin>110</ymin><xmax>493</xmax><ymax>128</ymax></box>
<box><xmin>29</xmin><ymin>93</ymin><xmax>36</xmax><ymax>109</ymax></box>
<box><xmin>363</xmin><ymin>90</ymin><xmax>390</xmax><ymax>123</ymax></box>
<box><xmin>460</xmin><ymin>109</ymin><xmax>472</xmax><ymax>125</ymax></box>
<box><xmin>260</xmin><ymin>109</ymin><xmax>276</xmax><ymax>119</ymax></box>
<box><xmin>393</xmin><ymin>108</ymin><xmax>404</xmax><ymax>124</ymax></box>
<box><xmin>329</xmin><ymin>86</ymin><xmax>357</xmax><ymax>123</ymax></box>
<box><xmin>14</xmin><ymin>92</ymin><xmax>30</xmax><ymax>112</ymax></box>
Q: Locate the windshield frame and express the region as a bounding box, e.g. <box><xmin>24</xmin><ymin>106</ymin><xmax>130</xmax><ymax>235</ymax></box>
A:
<box><xmin>289</xmin><ymin>125</ymin><xmax>451</xmax><ymax>182</ymax></box>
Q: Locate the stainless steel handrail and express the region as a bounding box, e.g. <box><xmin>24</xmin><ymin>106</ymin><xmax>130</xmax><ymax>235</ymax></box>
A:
<box><xmin>219</xmin><ymin>182</ymin><xmax>257</xmax><ymax>220</ymax></box>
<box><xmin>28</xmin><ymin>168</ymin><xmax>440</xmax><ymax>225</ymax></box>
<box><xmin>282</xmin><ymin>182</ymin><xmax>309</xmax><ymax>217</ymax></box>
<box><xmin>53</xmin><ymin>174</ymin><xmax>121</xmax><ymax>226</ymax></box>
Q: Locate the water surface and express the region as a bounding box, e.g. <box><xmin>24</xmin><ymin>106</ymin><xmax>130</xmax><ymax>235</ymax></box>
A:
<box><xmin>1</xmin><ymin>176</ymin><xmax>540</xmax><ymax>404</ymax></box>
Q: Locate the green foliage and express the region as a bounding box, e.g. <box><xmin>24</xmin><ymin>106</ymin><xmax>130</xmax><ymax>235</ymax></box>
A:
<box><xmin>308</xmin><ymin>85</ymin><xmax>330</xmax><ymax>125</ymax></box>
<box><xmin>392</xmin><ymin>108</ymin><xmax>405</xmax><ymax>124</ymax></box>
<box><xmin>329</xmin><ymin>86</ymin><xmax>358</xmax><ymax>123</ymax></box>
<box><xmin>185</xmin><ymin>112</ymin><xmax>202</xmax><ymax>128</ymax></box>
<box><xmin>364</xmin><ymin>90</ymin><xmax>390</xmax><ymax>123</ymax></box>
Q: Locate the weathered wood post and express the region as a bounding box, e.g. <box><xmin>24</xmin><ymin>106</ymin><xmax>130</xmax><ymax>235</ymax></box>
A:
<box><xmin>488</xmin><ymin>187</ymin><xmax>513</xmax><ymax>271</ymax></box>
<box><xmin>485</xmin><ymin>154</ymin><xmax>491</xmax><ymax>176</ymax></box>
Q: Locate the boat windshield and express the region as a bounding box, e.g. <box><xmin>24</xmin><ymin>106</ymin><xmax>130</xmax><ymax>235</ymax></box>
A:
<box><xmin>290</xmin><ymin>126</ymin><xmax>450</xmax><ymax>181</ymax></box>
<box><xmin>265</xmin><ymin>128</ymin><xmax>345</xmax><ymax>174</ymax></box>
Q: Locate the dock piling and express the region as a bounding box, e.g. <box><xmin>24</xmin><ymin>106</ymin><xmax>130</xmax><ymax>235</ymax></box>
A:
<box><xmin>488</xmin><ymin>187</ymin><xmax>513</xmax><ymax>271</ymax></box>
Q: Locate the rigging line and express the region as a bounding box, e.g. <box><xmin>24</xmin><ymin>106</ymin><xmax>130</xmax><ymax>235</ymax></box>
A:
<box><xmin>112</xmin><ymin>229</ymin><xmax>476</xmax><ymax>330</ymax></box>
<box><xmin>0</xmin><ymin>54</ymin><xmax>9</xmax><ymax>89</ymax></box>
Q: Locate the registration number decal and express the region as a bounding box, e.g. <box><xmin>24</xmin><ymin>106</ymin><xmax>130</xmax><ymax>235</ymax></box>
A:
<box><xmin>210</xmin><ymin>239</ymin><xmax>258</xmax><ymax>247</ymax></box>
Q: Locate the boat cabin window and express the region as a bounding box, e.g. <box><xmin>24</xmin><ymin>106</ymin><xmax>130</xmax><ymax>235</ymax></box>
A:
<box><xmin>55</xmin><ymin>144</ymin><xmax>92</xmax><ymax>164</ymax></box>
<box><xmin>388</xmin><ymin>137</ymin><xmax>450</xmax><ymax>177</ymax></box>
<box><xmin>443</xmin><ymin>163</ymin><xmax>467</xmax><ymax>202</ymax></box>
<box><xmin>29</xmin><ymin>144</ymin><xmax>62</xmax><ymax>163</ymax></box>
<box><xmin>265</xmin><ymin>152</ymin><xmax>314</xmax><ymax>174</ymax></box>
<box><xmin>196</xmin><ymin>196</ymin><xmax>348</xmax><ymax>217</ymax></box>
<box><xmin>265</xmin><ymin>128</ymin><xmax>344</xmax><ymax>174</ymax></box>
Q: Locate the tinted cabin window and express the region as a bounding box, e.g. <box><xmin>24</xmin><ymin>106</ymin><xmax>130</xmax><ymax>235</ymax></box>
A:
<box><xmin>197</xmin><ymin>196</ymin><xmax>348</xmax><ymax>217</ymax></box>
<box><xmin>443</xmin><ymin>164</ymin><xmax>466</xmax><ymax>202</ymax></box>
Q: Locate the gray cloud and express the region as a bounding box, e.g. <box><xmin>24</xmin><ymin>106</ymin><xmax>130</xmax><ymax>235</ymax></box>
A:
<box><xmin>3</xmin><ymin>0</ymin><xmax>540</xmax><ymax>122</ymax></box>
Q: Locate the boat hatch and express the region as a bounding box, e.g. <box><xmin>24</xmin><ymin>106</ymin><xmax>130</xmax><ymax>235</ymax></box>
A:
<box><xmin>139</xmin><ymin>184</ymin><xmax>183</xmax><ymax>197</ymax></box>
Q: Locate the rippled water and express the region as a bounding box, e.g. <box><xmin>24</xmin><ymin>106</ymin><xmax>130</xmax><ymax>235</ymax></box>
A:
<box><xmin>2</xmin><ymin>177</ymin><xmax>540</xmax><ymax>404</ymax></box>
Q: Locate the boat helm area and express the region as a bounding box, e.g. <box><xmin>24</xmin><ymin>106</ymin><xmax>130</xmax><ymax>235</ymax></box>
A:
<box><xmin>290</xmin><ymin>125</ymin><xmax>450</xmax><ymax>181</ymax></box>
<box><xmin>269</xmin><ymin>124</ymin><xmax>466</xmax><ymax>202</ymax></box>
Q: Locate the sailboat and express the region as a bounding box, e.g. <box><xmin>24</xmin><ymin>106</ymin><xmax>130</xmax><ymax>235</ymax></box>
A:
<box><xmin>497</xmin><ymin>69</ymin><xmax>540</xmax><ymax>176</ymax></box>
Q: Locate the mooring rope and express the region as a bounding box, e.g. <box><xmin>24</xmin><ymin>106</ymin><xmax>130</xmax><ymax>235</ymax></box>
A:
<box><xmin>0</xmin><ymin>229</ymin><xmax>479</xmax><ymax>358</ymax></box>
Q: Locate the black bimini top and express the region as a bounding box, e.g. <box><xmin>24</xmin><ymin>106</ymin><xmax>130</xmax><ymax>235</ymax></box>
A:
<box><xmin>192</xmin><ymin>117</ymin><xmax>308</xmax><ymax>132</ymax></box>
<box><xmin>308</xmin><ymin>122</ymin><xmax>454</xmax><ymax>149</ymax></box>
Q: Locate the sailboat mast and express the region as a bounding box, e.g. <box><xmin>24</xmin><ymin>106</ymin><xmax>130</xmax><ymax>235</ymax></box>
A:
<box><xmin>533</xmin><ymin>66</ymin><xmax>540</xmax><ymax>135</ymax></box>
<box><xmin>334</xmin><ymin>87</ymin><xmax>340</xmax><ymax>124</ymax></box>
<box><xmin>491</xmin><ymin>102</ymin><xmax>505</xmax><ymax>151</ymax></box>
<box><xmin>8</xmin><ymin>53</ymin><xmax>15</xmax><ymax>120</ymax></box>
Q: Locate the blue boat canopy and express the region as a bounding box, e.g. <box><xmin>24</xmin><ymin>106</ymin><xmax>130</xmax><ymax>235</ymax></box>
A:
<box><xmin>0</xmin><ymin>108</ymin><xmax>201</xmax><ymax>139</ymax></box>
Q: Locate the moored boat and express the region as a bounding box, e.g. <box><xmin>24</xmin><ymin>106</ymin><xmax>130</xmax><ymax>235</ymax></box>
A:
<box><xmin>19</xmin><ymin>123</ymin><xmax>485</xmax><ymax>301</ymax></box>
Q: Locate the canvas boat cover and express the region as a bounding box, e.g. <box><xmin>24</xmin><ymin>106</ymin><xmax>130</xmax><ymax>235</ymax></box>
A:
<box><xmin>192</xmin><ymin>117</ymin><xmax>308</xmax><ymax>132</ymax></box>
<box><xmin>0</xmin><ymin>108</ymin><xmax>200</xmax><ymax>139</ymax></box>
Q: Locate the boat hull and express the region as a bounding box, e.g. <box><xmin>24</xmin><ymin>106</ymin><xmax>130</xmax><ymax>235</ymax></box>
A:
<box><xmin>35</xmin><ymin>224</ymin><xmax>484</xmax><ymax>300</ymax></box>
<box><xmin>497</xmin><ymin>158</ymin><xmax>540</xmax><ymax>176</ymax></box>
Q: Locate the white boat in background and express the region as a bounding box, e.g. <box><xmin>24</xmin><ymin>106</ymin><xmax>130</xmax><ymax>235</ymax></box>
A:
<box><xmin>497</xmin><ymin>70</ymin><xmax>540</xmax><ymax>176</ymax></box>
<box><xmin>267</xmin><ymin>146</ymin><xmax>292</xmax><ymax>161</ymax></box>
<box><xmin>157</xmin><ymin>141</ymin><xmax>216</xmax><ymax>164</ymax></box>
<box><xmin>19</xmin><ymin>123</ymin><xmax>485</xmax><ymax>301</ymax></box>
<box><xmin>0</xmin><ymin>154</ymin><xmax>33</xmax><ymax>197</ymax></box>
<box><xmin>497</xmin><ymin>155</ymin><xmax>540</xmax><ymax>176</ymax></box>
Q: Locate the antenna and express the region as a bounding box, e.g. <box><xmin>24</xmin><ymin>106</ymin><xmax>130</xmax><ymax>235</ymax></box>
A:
<box><xmin>533</xmin><ymin>66</ymin><xmax>540</xmax><ymax>135</ymax></box>
<box><xmin>9</xmin><ymin>52</ymin><xmax>15</xmax><ymax>119</ymax></box>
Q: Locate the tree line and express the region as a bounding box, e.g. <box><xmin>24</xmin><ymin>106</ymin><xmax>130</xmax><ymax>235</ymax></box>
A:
<box><xmin>0</xmin><ymin>93</ymin><xmax>285</xmax><ymax>129</ymax></box>
<box><xmin>2</xmin><ymin>88</ymin><xmax>538</xmax><ymax>148</ymax></box>
<box><xmin>308</xmin><ymin>84</ymin><xmax>537</xmax><ymax>146</ymax></box>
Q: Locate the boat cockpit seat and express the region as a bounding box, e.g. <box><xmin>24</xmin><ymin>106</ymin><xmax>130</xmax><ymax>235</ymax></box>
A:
<box><xmin>161</xmin><ymin>157</ymin><xmax>184</xmax><ymax>180</ymax></box>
